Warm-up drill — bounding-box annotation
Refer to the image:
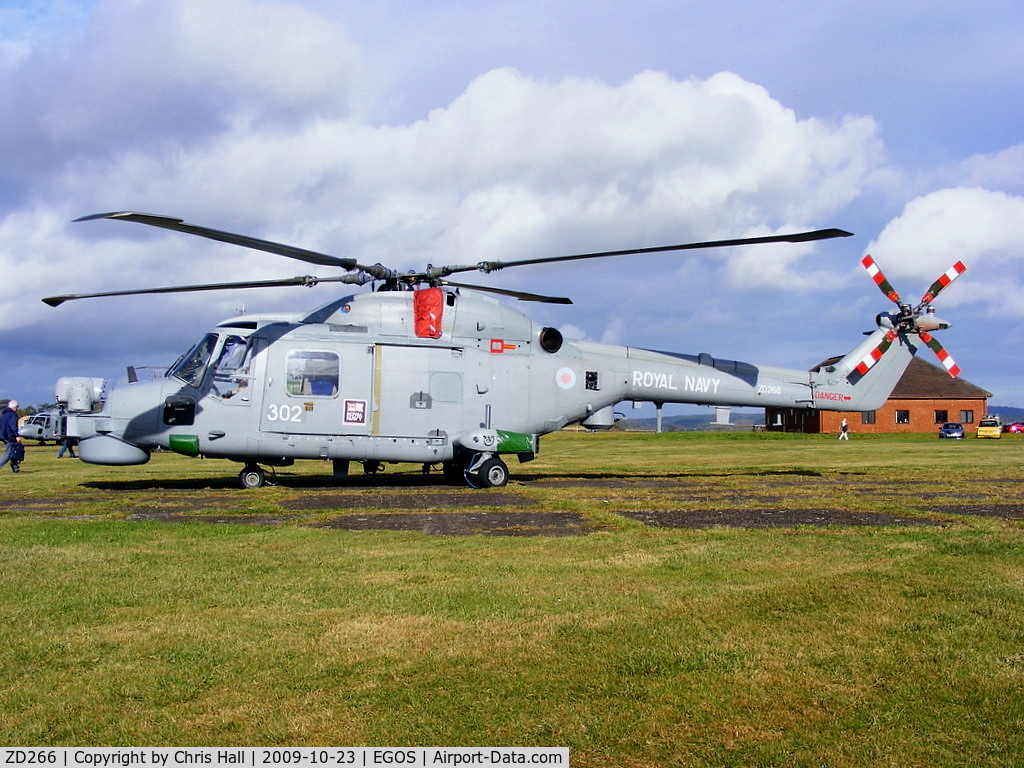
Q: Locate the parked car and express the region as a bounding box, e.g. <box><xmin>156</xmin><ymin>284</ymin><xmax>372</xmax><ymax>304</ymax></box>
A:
<box><xmin>1003</xmin><ymin>422</ymin><xmax>1024</xmax><ymax>434</ymax></box>
<box><xmin>938</xmin><ymin>422</ymin><xmax>964</xmax><ymax>439</ymax></box>
<box><xmin>975</xmin><ymin>418</ymin><xmax>1003</xmax><ymax>439</ymax></box>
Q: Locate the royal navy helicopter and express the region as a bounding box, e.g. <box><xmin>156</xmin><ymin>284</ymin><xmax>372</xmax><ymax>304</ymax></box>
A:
<box><xmin>45</xmin><ymin>212</ymin><xmax>966</xmax><ymax>488</ymax></box>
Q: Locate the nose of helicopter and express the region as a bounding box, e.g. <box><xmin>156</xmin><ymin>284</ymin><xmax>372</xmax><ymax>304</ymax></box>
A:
<box><xmin>64</xmin><ymin>380</ymin><xmax>154</xmax><ymax>466</ymax></box>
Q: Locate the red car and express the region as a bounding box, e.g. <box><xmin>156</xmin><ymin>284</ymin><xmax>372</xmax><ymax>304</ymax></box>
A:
<box><xmin>1004</xmin><ymin>422</ymin><xmax>1024</xmax><ymax>434</ymax></box>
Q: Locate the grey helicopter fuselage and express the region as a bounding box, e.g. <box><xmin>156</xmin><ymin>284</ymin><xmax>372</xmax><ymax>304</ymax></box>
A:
<box><xmin>62</xmin><ymin>283</ymin><xmax>916</xmax><ymax>486</ymax></box>
<box><xmin>46</xmin><ymin>212</ymin><xmax>967</xmax><ymax>489</ymax></box>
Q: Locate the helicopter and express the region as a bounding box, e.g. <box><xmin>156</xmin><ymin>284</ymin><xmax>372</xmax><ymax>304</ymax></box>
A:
<box><xmin>45</xmin><ymin>211</ymin><xmax>966</xmax><ymax>488</ymax></box>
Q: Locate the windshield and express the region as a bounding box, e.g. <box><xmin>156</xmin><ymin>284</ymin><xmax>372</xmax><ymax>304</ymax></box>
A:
<box><xmin>168</xmin><ymin>333</ymin><xmax>218</xmax><ymax>387</ymax></box>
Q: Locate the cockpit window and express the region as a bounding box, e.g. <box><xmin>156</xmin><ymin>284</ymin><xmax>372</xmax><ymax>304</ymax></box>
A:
<box><xmin>168</xmin><ymin>333</ymin><xmax>218</xmax><ymax>387</ymax></box>
<box><xmin>214</xmin><ymin>335</ymin><xmax>251</xmax><ymax>376</ymax></box>
<box><xmin>211</xmin><ymin>335</ymin><xmax>254</xmax><ymax>400</ymax></box>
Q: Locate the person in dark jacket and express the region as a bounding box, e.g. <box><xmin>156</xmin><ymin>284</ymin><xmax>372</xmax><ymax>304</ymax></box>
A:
<box><xmin>57</xmin><ymin>415</ymin><xmax>77</xmax><ymax>458</ymax></box>
<box><xmin>0</xmin><ymin>399</ymin><xmax>22</xmax><ymax>473</ymax></box>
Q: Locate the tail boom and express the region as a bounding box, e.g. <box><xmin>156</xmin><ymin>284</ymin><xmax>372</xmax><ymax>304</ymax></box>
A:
<box><xmin>810</xmin><ymin>328</ymin><xmax>919</xmax><ymax>412</ymax></box>
<box><xmin>570</xmin><ymin>326</ymin><xmax>922</xmax><ymax>426</ymax></box>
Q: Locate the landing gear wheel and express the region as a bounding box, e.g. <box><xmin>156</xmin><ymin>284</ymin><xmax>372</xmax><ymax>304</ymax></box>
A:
<box><xmin>465</xmin><ymin>456</ymin><xmax>509</xmax><ymax>488</ymax></box>
<box><xmin>239</xmin><ymin>464</ymin><xmax>266</xmax><ymax>489</ymax></box>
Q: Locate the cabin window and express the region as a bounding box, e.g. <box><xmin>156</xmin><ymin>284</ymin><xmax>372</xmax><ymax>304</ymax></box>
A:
<box><xmin>861</xmin><ymin>411</ymin><xmax>876</xmax><ymax>425</ymax></box>
<box><xmin>286</xmin><ymin>350</ymin><xmax>340</xmax><ymax>397</ymax></box>
<box><xmin>895</xmin><ymin>410</ymin><xmax>910</xmax><ymax>424</ymax></box>
<box><xmin>934</xmin><ymin>410</ymin><xmax>948</xmax><ymax>424</ymax></box>
<box><xmin>960</xmin><ymin>410</ymin><xmax>975</xmax><ymax>424</ymax></box>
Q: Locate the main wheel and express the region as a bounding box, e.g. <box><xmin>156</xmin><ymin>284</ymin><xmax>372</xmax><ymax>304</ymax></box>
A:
<box><xmin>239</xmin><ymin>464</ymin><xmax>266</xmax><ymax>489</ymax></box>
<box><xmin>466</xmin><ymin>456</ymin><xmax>509</xmax><ymax>488</ymax></box>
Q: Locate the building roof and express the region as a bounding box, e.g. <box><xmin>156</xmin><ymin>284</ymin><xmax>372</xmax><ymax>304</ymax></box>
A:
<box><xmin>812</xmin><ymin>355</ymin><xmax>991</xmax><ymax>399</ymax></box>
<box><xmin>890</xmin><ymin>357</ymin><xmax>992</xmax><ymax>399</ymax></box>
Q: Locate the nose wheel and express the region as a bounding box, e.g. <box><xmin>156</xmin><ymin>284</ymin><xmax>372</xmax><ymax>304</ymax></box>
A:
<box><xmin>464</xmin><ymin>454</ymin><xmax>509</xmax><ymax>488</ymax></box>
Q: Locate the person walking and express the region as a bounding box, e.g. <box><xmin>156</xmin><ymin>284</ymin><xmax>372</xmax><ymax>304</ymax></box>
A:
<box><xmin>839</xmin><ymin>417</ymin><xmax>850</xmax><ymax>440</ymax></box>
<box><xmin>57</xmin><ymin>414</ymin><xmax>77</xmax><ymax>458</ymax></box>
<box><xmin>0</xmin><ymin>399</ymin><xmax>23</xmax><ymax>473</ymax></box>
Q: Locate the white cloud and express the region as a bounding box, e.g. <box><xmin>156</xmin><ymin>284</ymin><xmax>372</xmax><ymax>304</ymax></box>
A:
<box><xmin>0</xmin><ymin>0</ymin><xmax>365</xmax><ymax>188</ymax></box>
<box><xmin>961</xmin><ymin>143</ymin><xmax>1024</xmax><ymax>192</ymax></box>
<box><xmin>867</xmin><ymin>187</ymin><xmax>1024</xmax><ymax>317</ymax></box>
<box><xmin>4</xmin><ymin>62</ymin><xmax>885</xmax><ymax>335</ymax></box>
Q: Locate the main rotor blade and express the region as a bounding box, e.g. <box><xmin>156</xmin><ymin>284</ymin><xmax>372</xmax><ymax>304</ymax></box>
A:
<box><xmin>75</xmin><ymin>212</ymin><xmax>363</xmax><ymax>271</ymax></box>
<box><xmin>437</xmin><ymin>279</ymin><xmax>573</xmax><ymax>304</ymax></box>
<box><xmin>460</xmin><ymin>228</ymin><xmax>854</xmax><ymax>275</ymax></box>
<box><xmin>42</xmin><ymin>274</ymin><xmax>366</xmax><ymax>307</ymax></box>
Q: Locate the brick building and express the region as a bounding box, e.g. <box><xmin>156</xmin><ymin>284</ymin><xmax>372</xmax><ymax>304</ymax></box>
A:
<box><xmin>765</xmin><ymin>357</ymin><xmax>992</xmax><ymax>434</ymax></box>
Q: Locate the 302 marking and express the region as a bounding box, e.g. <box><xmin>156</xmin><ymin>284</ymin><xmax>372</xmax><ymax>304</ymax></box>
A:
<box><xmin>267</xmin><ymin>404</ymin><xmax>303</xmax><ymax>422</ymax></box>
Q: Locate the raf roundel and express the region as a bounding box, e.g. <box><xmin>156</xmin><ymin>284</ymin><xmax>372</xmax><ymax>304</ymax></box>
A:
<box><xmin>556</xmin><ymin>367</ymin><xmax>577</xmax><ymax>390</ymax></box>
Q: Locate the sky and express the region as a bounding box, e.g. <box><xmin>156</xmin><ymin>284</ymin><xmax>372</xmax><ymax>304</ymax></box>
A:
<box><xmin>1</xmin><ymin>0</ymin><xmax>1023</xmax><ymax>412</ymax></box>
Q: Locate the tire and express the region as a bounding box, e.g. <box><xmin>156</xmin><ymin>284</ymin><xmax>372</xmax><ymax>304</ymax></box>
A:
<box><xmin>466</xmin><ymin>456</ymin><xmax>509</xmax><ymax>488</ymax></box>
<box><xmin>239</xmin><ymin>465</ymin><xmax>266</xmax><ymax>489</ymax></box>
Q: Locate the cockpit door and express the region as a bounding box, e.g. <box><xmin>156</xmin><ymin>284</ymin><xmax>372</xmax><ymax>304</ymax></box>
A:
<box><xmin>260</xmin><ymin>341</ymin><xmax>374</xmax><ymax>435</ymax></box>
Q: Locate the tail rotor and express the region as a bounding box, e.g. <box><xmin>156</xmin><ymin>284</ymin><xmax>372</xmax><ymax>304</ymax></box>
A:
<box><xmin>918</xmin><ymin>331</ymin><xmax>961</xmax><ymax>377</ymax></box>
<box><xmin>856</xmin><ymin>255</ymin><xmax>966</xmax><ymax>378</ymax></box>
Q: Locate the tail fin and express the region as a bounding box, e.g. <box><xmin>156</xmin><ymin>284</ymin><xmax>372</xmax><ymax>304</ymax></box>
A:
<box><xmin>812</xmin><ymin>329</ymin><xmax>919</xmax><ymax>412</ymax></box>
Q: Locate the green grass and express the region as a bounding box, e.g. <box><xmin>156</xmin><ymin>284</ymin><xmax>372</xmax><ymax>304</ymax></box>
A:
<box><xmin>1</xmin><ymin>433</ymin><xmax>1023</xmax><ymax>765</ymax></box>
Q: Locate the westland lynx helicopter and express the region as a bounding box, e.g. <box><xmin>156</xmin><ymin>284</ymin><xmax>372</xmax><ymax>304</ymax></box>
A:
<box><xmin>45</xmin><ymin>212</ymin><xmax>966</xmax><ymax>488</ymax></box>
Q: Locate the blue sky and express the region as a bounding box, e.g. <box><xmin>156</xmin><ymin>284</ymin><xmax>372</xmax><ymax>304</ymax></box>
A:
<box><xmin>1</xmin><ymin>0</ymin><xmax>1023</xmax><ymax>409</ymax></box>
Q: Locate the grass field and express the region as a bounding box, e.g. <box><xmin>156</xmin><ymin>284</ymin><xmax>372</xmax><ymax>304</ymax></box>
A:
<box><xmin>1</xmin><ymin>431</ymin><xmax>1023</xmax><ymax>766</ymax></box>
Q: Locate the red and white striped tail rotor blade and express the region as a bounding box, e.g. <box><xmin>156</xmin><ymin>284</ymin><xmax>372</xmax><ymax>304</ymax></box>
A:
<box><xmin>861</xmin><ymin>255</ymin><xmax>902</xmax><ymax>305</ymax></box>
<box><xmin>919</xmin><ymin>331</ymin><xmax>961</xmax><ymax>378</ymax></box>
<box><xmin>919</xmin><ymin>260</ymin><xmax>967</xmax><ymax>306</ymax></box>
<box><xmin>855</xmin><ymin>329</ymin><xmax>898</xmax><ymax>375</ymax></box>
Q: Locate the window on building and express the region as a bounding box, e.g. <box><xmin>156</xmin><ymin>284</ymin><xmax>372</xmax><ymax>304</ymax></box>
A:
<box><xmin>934</xmin><ymin>410</ymin><xmax>948</xmax><ymax>424</ymax></box>
<box><xmin>861</xmin><ymin>411</ymin><xmax>876</xmax><ymax>425</ymax></box>
<box><xmin>960</xmin><ymin>410</ymin><xmax>975</xmax><ymax>424</ymax></box>
<box><xmin>895</xmin><ymin>410</ymin><xmax>910</xmax><ymax>424</ymax></box>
